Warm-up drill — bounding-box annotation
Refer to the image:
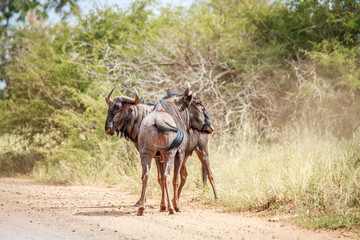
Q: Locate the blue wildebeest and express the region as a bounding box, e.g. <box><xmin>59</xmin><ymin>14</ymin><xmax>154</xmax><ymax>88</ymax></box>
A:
<box><xmin>104</xmin><ymin>84</ymin><xmax>218</xmax><ymax>215</ymax></box>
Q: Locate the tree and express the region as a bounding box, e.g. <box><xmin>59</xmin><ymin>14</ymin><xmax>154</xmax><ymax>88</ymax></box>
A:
<box><xmin>0</xmin><ymin>0</ymin><xmax>79</xmax><ymax>33</ymax></box>
<box><xmin>0</xmin><ymin>0</ymin><xmax>79</xmax><ymax>96</ymax></box>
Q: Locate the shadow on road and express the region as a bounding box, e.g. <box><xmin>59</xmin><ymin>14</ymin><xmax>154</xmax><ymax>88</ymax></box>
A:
<box><xmin>75</xmin><ymin>210</ymin><xmax>134</xmax><ymax>217</ymax></box>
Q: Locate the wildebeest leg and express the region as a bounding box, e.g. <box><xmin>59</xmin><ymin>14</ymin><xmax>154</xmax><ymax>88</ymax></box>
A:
<box><xmin>163</xmin><ymin>152</ymin><xmax>175</xmax><ymax>214</ymax></box>
<box><xmin>195</xmin><ymin>147</ymin><xmax>219</xmax><ymax>200</ymax></box>
<box><xmin>134</xmin><ymin>196</ymin><xmax>147</xmax><ymax>207</ymax></box>
<box><xmin>137</xmin><ymin>152</ymin><xmax>152</xmax><ymax>216</ymax></box>
<box><xmin>155</xmin><ymin>158</ymin><xmax>166</xmax><ymax>211</ymax></box>
<box><xmin>172</xmin><ymin>152</ymin><xmax>184</xmax><ymax>212</ymax></box>
<box><xmin>177</xmin><ymin>156</ymin><xmax>189</xmax><ymax>199</ymax></box>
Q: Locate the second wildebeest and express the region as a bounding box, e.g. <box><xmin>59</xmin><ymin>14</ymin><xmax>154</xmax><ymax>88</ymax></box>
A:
<box><xmin>136</xmin><ymin>85</ymin><xmax>215</xmax><ymax>215</ymax></box>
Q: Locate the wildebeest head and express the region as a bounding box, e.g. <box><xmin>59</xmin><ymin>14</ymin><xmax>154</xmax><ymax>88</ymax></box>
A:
<box><xmin>182</xmin><ymin>83</ymin><xmax>214</xmax><ymax>134</ymax></box>
<box><xmin>105</xmin><ymin>88</ymin><xmax>140</xmax><ymax>136</ymax></box>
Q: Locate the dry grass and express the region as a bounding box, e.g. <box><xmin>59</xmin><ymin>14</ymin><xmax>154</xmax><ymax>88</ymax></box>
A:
<box><xmin>201</xmin><ymin>125</ymin><xmax>360</xmax><ymax>229</ymax></box>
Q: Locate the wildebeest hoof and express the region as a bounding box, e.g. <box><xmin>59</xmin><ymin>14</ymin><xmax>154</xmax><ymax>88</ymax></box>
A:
<box><xmin>137</xmin><ymin>207</ymin><xmax>145</xmax><ymax>216</ymax></box>
<box><xmin>174</xmin><ymin>206</ymin><xmax>181</xmax><ymax>212</ymax></box>
<box><xmin>160</xmin><ymin>205</ymin><xmax>167</xmax><ymax>212</ymax></box>
<box><xmin>168</xmin><ymin>208</ymin><xmax>175</xmax><ymax>215</ymax></box>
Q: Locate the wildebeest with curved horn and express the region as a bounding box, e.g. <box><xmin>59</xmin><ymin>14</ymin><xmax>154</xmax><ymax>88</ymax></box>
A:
<box><xmin>104</xmin><ymin>84</ymin><xmax>218</xmax><ymax>215</ymax></box>
<box><xmin>105</xmin><ymin>87</ymin><xmax>151</xmax><ymax>140</ymax></box>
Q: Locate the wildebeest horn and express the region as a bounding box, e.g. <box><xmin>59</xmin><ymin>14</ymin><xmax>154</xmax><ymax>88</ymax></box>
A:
<box><xmin>119</xmin><ymin>88</ymin><xmax>140</xmax><ymax>104</ymax></box>
<box><xmin>133</xmin><ymin>88</ymin><xmax>140</xmax><ymax>104</ymax></box>
<box><xmin>106</xmin><ymin>87</ymin><xmax>115</xmax><ymax>105</ymax></box>
<box><xmin>184</xmin><ymin>82</ymin><xmax>190</xmax><ymax>96</ymax></box>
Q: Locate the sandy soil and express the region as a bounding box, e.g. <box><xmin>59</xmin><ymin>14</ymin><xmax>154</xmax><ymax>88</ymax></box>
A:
<box><xmin>0</xmin><ymin>178</ymin><xmax>356</xmax><ymax>240</ymax></box>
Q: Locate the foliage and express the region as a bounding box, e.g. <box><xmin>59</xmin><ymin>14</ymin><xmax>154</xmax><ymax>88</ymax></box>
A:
<box><xmin>0</xmin><ymin>0</ymin><xmax>360</xmax><ymax>231</ymax></box>
<box><xmin>0</xmin><ymin>0</ymin><xmax>79</xmax><ymax>31</ymax></box>
<box><xmin>0</xmin><ymin>0</ymin><xmax>80</xmax><ymax>89</ymax></box>
<box><xmin>1</xmin><ymin>26</ymin><xmax>87</xmax><ymax>134</ymax></box>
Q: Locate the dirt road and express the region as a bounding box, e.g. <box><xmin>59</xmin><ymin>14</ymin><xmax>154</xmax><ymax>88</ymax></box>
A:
<box><xmin>0</xmin><ymin>178</ymin><xmax>355</xmax><ymax>240</ymax></box>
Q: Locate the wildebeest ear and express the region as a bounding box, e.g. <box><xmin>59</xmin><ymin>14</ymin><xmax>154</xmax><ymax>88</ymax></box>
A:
<box><xmin>184</xmin><ymin>82</ymin><xmax>190</xmax><ymax>96</ymax></box>
<box><xmin>184</xmin><ymin>92</ymin><xmax>196</xmax><ymax>106</ymax></box>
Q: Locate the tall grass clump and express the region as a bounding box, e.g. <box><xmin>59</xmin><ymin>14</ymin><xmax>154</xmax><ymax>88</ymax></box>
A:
<box><xmin>0</xmin><ymin>134</ymin><xmax>38</xmax><ymax>176</ymax></box>
<box><xmin>0</xmin><ymin>132</ymin><xmax>53</xmax><ymax>176</ymax></box>
<box><xmin>205</xmin><ymin>124</ymin><xmax>360</xmax><ymax>230</ymax></box>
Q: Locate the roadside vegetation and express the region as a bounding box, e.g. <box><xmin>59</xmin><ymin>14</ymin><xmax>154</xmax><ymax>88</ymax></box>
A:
<box><xmin>1</xmin><ymin>0</ymin><xmax>359</xmax><ymax>231</ymax></box>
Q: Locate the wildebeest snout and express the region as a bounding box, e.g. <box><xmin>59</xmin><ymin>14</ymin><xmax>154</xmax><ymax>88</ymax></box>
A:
<box><xmin>203</xmin><ymin>123</ymin><xmax>214</xmax><ymax>134</ymax></box>
<box><xmin>105</xmin><ymin>120</ymin><xmax>114</xmax><ymax>136</ymax></box>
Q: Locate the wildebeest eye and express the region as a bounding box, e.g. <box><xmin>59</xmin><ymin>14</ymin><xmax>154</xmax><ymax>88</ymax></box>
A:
<box><xmin>115</xmin><ymin>102</ymin><xmax>123</xmax><ymax>110</ymax></box>
<box><xmin>111</xmin><ymin>105</ymin><xmax>119</xmax><ymax>114</ymax></box>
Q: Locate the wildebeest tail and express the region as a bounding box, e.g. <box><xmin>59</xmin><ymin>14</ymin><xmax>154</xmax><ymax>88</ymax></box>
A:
<box><xmin>202</xmin><ymin>166</ymin><xmax>207</xmax><ymax>186</ymax></box>
<box><xmin>155</xmin><ymin>119</ymin><xmax>185</xmax><ymax>151</ymax></box>
<box><xmin>160</xmin><ymin>129</ymin><xmax>184</xmax><ymax>151</ymax></box>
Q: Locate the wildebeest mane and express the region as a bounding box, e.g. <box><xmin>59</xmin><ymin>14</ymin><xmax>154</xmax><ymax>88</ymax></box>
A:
<box><xmin>154</xmin><ymin>91</ymin><xmax>189</xmax><ymax>128</ymax></box>
<box><xmin>115</xmin><ymin>103</ymin><xmax>153</xmax><ymax>142</ymax></box>
<box><xmin>153</xmin><ymin>90</ymin><xmax>175</xmax><ymax>107</ymax></box>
